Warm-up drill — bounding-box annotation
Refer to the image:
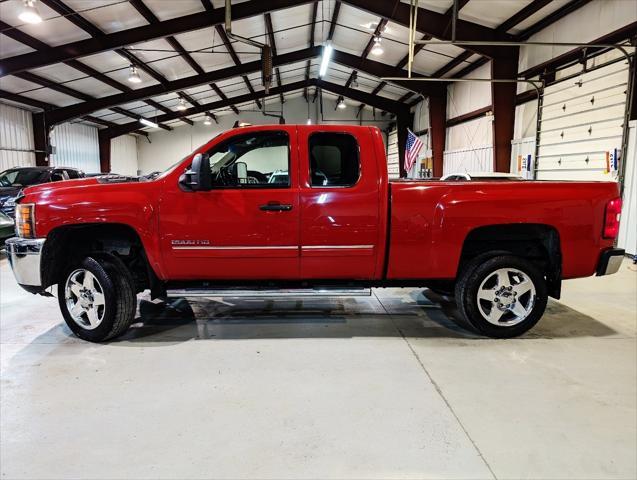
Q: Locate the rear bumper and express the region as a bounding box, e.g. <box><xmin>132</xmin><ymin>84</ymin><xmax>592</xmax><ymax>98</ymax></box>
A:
<box><xmin>596</xmin><ymin>248</ymin><xmax>625</xmax><ymax>276</ymax></box>
<box><xmin>5</xmin><ymin>237</ymin><xmax>45</xmax><ymax>288</ymax></box>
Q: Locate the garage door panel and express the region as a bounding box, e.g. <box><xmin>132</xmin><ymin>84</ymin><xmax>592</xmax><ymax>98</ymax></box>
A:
<box><xmin>543</xmin><ymin>68</ymin><xmax>628</xmax><ymax>102</ymax></box>
<box><xmin>536</xmin><ymin>60</ymin><xmax>628</xmax><ymax>182</ymax></box>
<box><xmin>539</xmin><ymin>136</ymin><xmax>621</xmax><ymax>156</ymax></box>
<box><xmin>542</xmin><ymin>92</ymin><xmax>626</xmax><ymax>119</ymax></box>
<box><xmin>538</xmin><ymin>120</ymin><xmax>624</xmax><ymax>144</ymax></box>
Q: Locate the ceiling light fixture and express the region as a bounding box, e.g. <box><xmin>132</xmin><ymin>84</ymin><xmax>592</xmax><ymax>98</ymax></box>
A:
<box><xmin>319</xmin><ymin>43</ymin><xmax>333</xmax><ymax>77</ymax></box>
<box><xmin>128</xmin><ymin>65</ymin><xmax>142</xmax><ymax>84</ymax></box>
<box><xmin>18</xmin><ymin>0</ymin><xmax>42</xmax><ymax>24</ymax></box>
<box><xmin>337</xmin><ymin>99</ymin><xmax>346</xmax><ymax>110</ymax></box>
<box><xmin>139</xmin><ymin>118</ymin><xmax>158</xmax><ymax>128</ymax></box>
<box><xmin>204</xmin><ymin>115</ymin><xmax>212</xmax><ymax>125</ymax></box>
<box><xmin>177</xmin><ymin>98</ymin><xmax>187</xmax><ymax>111</ymax></box>
<box><xmin>371</xmin><ymin>36</ymin><xmax>384</xmax><ymax>56</ymax></box>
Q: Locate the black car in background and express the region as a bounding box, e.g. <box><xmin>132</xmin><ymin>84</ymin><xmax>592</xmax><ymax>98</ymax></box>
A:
<box><xmin>0</xmin><ymin>166</ymin><xmax>85</xmax><ymax>217</ymax></box>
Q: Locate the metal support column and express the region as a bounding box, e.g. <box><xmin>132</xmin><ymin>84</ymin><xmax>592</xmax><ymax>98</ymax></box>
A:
<box><xmin>491</xmin><ymin>52</ymin><xmax>519</xmax><ymax>172</ymax></box>
<box><xmin>32</xmin><ymin>112</ymin><xmax>49</xmax><ymax>166</ymax></box>
<box><xmin>429</xmin><ymin>92</ymin><xmax>447</xmax><ymax>177</ymax></box>
<box><xmin>98</xmin><ymin>130</ymin><xmax>111</xmax><ymax>173</ymax></box>
<box><xmin>396</xmin><ymin>108</ymin><xmax>411</xmax><ymax>178</ymax></box>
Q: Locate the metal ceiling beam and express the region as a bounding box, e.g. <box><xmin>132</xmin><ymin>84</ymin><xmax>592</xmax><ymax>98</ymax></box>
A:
<box><xmin>46</xmin><ymin>47</ymin><xmax>433</xmax><ymax>126</ymax></box>
<box><xmin>214</xmin><ymin>25</ymin><xmax>263</xmax><ymax>110</ymax></box>
<box><xmin>497</xmin><ymin>0</ymin><xmax>553</xmax><ymax>33</ymax></box>
<box><xmin>104</xmin><ymin>78</ymin><xmax>408</xmax><ymax>138</ymax></box>
<box><xmin>46</xmin><ymin>47</ymin><xmax>320</xmax><ymax>125</ymax></box>
<box><xmin>328</xmin><ymin>1</ymin><xmax>341</xmax><ymax>42</ymax></box>
<box><xmin>518</xmin><ymin>0</ymin><xmax>593</xmax><ymax>40</ymax></box>
<box><xmin>36</xmin><ymin>0</ymin><xmax>187</xmax><ymax>124</ymax></box>
<box><xmin>264</xmin><ymin>13</ymin><xmax>285</xmax><ymax>105</ymax></box>
<box><xmin>340</xmin><ymin>0</ymin><xmax>512</xmax><ymax>58</ymax></box>
<box><xmin>0</xmin><ymin>0</ymin><xmax>314</xmax><ymax>77</ymax></box>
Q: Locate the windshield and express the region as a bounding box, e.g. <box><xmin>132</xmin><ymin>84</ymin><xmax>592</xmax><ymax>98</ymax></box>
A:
<box><xmin>0</xmin><ymin>169</ymin><xmax>49</xmax><ymax>187</ymax></box>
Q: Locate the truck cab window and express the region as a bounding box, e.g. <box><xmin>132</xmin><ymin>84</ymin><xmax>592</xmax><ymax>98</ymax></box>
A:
<box><xmin>309</xmin><ymin>133</ymin><xmax>360</xmax><ymax>187</ymax></box>
<box><xmin>206</xmin><ymin>131</ymin><xmax>289</xmax><ymax>188</ymax></box>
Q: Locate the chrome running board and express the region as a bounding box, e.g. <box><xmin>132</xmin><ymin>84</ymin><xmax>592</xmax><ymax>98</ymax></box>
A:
<box><xmin>166</xmin><ymin>287</ymin><xmax>372</xmax><ymax>298</ymax></box>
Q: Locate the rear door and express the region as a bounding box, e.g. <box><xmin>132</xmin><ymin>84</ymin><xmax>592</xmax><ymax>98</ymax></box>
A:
<box><xmin>159</xmin><ymin>127</ymin><xmax>300</xmax><ymax>280</ymax></box>
<box><xmin>298</xmin><ymin>126</ymin><xmax>384</xmax><ymax>279</ymax></box>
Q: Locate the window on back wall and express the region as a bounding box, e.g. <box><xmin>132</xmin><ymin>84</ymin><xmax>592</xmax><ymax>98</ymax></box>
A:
<box><xmin>309</xmin><ymin>132</ymin><xmax>360</xmax><ymax>187</ymax></box>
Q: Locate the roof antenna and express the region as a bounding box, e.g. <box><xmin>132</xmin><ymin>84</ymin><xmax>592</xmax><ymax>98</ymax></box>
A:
<box><xmin>225</xmin><ymin>0</ymin><xmax>272</xmax><ymax>97</ymax></box>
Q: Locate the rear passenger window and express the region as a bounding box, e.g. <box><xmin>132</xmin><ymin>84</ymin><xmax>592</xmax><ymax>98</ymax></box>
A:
<box><xmin>309</xmin><ymin>133</ymin><xmax>359</xmax><ymax>187</ymax></box>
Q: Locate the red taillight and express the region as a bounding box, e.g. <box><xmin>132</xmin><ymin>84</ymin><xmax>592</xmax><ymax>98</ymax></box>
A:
<box><xmin>603</xmin><ymin>197</ymin><xmax>622</xmax><ymax>239</ymax></box>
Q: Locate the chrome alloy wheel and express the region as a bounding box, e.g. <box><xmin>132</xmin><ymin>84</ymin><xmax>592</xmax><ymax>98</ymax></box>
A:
<box><xmin>64</xmin><ymin>269</ymin><xmax>106</xmax><ymax>330</ymax></box>
<box><xmin>476</xmin><ymin>268</ymin><xmax>536</xmax><ymax>327</ymax></box>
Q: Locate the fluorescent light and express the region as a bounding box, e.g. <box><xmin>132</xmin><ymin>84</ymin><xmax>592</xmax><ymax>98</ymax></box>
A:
<box><xmin>337</xmin><ymin>99</ymin><xmax>346</xmax><ymax>110</ymax></box>
<box><xmin>371</xmin><ymin>37</ymin><xmax>383</xmax><ymax>56</ymax></box>
<box><xmin>18</xmin><ymin>0</ymin><xmax>42</xmax><ymax>24</ymax></box>
<box><xmin>128</xmin><ymin>65</ymin><xmax>142</xmax><ymax>84</ymax></box>
<box><xmin>139</xmin><ymin>118</ymin><xmax>158</xmax><ymax>128</ymax></box>
<box><xmin>204</xmin><ymin>115</ymin><xmax>212</xmax><ymax>125</ymax></box>
<box><xmin>177</xmin><ymin>98</ymin><xmax>187</xmax><ymax>111</ymax></box>
<box><xmin>319</xmin><ymin>43</ymin><xmax>333</xmax><ymax>77</ymax></box>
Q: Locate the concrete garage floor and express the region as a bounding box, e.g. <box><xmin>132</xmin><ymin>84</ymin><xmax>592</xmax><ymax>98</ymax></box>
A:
<box><xmin>1</xmin><ymin>254</ymin><xmax>635</xmax><ymax>480</ymax></box>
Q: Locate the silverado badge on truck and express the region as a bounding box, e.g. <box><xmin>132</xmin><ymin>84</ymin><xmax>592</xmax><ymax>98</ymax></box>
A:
<box><xmin>5</xmin><ymin>125</ymin><xmax>624</xmax><ymax>342</ymax></box>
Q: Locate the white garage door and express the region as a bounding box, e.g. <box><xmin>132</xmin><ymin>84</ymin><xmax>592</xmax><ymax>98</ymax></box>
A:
<box><xmin>387</xmin><ymin>129</ymin><xmax>400</xmax><ymax>179</ymax></box>
<box><xmin>536</xmin><ymin>59</ymin><xmax>630</xmax><ymax>181</ymax></box>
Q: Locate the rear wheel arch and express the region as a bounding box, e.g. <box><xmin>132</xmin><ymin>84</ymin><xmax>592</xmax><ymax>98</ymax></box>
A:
<box><xmin>458</xmin><ymin>223</ymin><xmax>562</xmax><ymax>298</ymax></box>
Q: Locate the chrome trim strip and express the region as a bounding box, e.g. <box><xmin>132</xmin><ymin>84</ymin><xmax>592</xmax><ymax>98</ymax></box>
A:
<box><xmin>167</xmin><ymin>288</ymin><xmax>372</xmax><ymax>298</ymax></box>
<box><xmin>302</xmin><ymin>245</ymin><xmax>374</xmax><ymax>250</ymax></box>
<box><xmin>171</xmin><ymin>245</ymin><xmax>374</xmax><ymax>251</ymax></box>
<box><xmin>172</xmin><ymin>245</ymin><xmax>298</xmax><ymax>250</ymax></box>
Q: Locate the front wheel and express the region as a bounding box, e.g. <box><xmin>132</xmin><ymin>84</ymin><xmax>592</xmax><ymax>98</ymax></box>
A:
<box><xmin>58</xmin><ymin>256</ymin><xmax>136</xmax><ymax>342</ymax></box>
<box><xmin>455</xmin><ymin>255</ymin><xmax>548</xmax><ymax>338</ymax></box>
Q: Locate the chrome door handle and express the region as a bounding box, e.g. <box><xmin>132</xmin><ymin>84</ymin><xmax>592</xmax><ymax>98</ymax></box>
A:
<box><xmin>259</xmin><ymin>202</ymin><xmax>293</xmax><ymax>212</ymax></box>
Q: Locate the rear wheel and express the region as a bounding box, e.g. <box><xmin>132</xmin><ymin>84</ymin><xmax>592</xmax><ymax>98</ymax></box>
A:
<box><xmin>58</xmin><ymin>256</ymin><xmax>136</xmax><ymax>342</ymax></box>
<box><xmin>455</xmin><ymin>255</ymin><xmax>547</xmax><ymax>338</ymax></box>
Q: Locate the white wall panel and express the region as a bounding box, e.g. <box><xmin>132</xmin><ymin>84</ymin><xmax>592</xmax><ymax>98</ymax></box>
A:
<box><xmin>50</xmin><ymin>122</ymin><xmax>100</xmax><ymax>173</ymax></box>
<box><xmin>110</xmin><ymin>135</ymin><xmax>139</xmax><ymax>176</ymax></box>
<box><xmin>518</xmin><ymin>0</ymin><xmax>637</xmax><ymax>72</ymax></box>
<box><xmin>618</xmin><ymin>121</ymin><xmax>636</xmax><ymax>255</ymax></box>
<box><xmin>0</xmin><ymin>103</ymin><xmax>35</xmax><ymax>171</ymax></box>
<box><xmin>387</xmin><ymin>129</ymin><xmax>400</xmax><ymax>179</ymax></box>
<box><xmin>443</xmin><ymin>145</ymin><xmax>494</xmax><ymax>175</ymax></box>
<box><xmin>447</xmin><ymin>61</ymin><xmax>492</xmax><ymax>118</ymax></box>
<box><xmin>514</xmin><ymin>102</ymin><xmax>539</xmax><ymax>140</ymax></box>
<box><xmin>446</xmin><ymin>116</ymin><xmax>493</xmax><ymax>151</ymax></box>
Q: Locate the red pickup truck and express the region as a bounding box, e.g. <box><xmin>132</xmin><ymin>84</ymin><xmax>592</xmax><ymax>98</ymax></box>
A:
<box><xmin>6</xmin><ymin>125</ymin><xmax>624</xmax><ymax>342</ymax></box>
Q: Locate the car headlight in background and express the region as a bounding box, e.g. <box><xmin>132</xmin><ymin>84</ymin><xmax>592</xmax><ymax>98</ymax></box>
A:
<box><xmin>4</xmin><ymin>197</ymin><xmax>16</xmax><ymax>208</ymax></box>
<box><xmin>15</xmin><ymin>203</ymin><xmax>35</xmax><ymax>238</ymax></box>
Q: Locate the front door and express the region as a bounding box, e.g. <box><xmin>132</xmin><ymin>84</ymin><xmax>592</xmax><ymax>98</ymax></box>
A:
<box><xmin>159</xmin><ymin>127</ymin><xmax>300</xmax><ymax>280</ymax></box>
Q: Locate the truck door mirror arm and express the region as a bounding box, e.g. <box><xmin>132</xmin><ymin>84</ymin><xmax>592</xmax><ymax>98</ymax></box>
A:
<box><xmin>179</xmin><ymin>153</ymin><xmax>212</xmax><ymax>191</ymax></box>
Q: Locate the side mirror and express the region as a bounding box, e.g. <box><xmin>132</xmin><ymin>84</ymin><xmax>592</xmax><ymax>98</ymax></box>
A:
<box><xmin>179</xmin><ymin>153</ymin><xmax>211</xmax><ymax>191</ymax></box>
<box><xmin>233</xmin><ymin>161</ymin><xmax>248</xmax><ymax>185</ymax></box>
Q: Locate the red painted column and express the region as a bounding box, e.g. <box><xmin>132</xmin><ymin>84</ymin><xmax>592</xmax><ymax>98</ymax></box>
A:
<box><xmin>32</xmin><ymin>112</ymin><xmax>49</xmax><ymax>166</ymax></box>
<box><xmin>98</xmin><ymin>130</ymin><xmax>111</xmax><ymax>173</ymax></box>
<box><xmin>491</xmin><ymin>49</ymin><xmax>519</xmax><ymax>172</ymax></box>
<box><xmin>429</xmin><ymin>90</ymin><xmax>447</xmax><ymax>178</ymax></box>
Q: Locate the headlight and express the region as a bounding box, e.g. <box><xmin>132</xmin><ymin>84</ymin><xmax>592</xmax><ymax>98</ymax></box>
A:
<box><xmin>15</xmin><ymin>203</ymin><xmax>35</xmax><ymax>238</ymax></box>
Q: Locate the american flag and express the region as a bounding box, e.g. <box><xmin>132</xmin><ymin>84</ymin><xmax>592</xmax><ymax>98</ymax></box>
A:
<box><xmin>405</xmin><ymin>129</ymin><xmax>423</xmax><ymax>174</ymax></box>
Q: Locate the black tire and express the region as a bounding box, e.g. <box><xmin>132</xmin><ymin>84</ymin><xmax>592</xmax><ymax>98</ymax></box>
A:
<box><xmin>57</xmin><ymin>256</ymin><xmax>137</xmax><ymax>342</ymax></box>
<box><xmin>455</xmin><ymin>255</ymin><xmax>548</xmax><ymax>338</ymax></box>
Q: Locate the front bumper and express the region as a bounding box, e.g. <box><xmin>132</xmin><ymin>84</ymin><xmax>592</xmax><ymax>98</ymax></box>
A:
<box><xmin>5</xmin><ymin>237</ymin><xmax>46</xmax><ymax>287</ymax></box>
<box><xmin>596</xmin><ymin>248</ymin><xmax>625</xmax><ymax>276</ymax></box>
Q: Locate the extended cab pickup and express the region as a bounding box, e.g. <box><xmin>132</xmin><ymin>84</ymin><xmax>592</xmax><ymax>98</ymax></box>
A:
<box><xmin>6</xmin><ymin>125</ymin><xmax>624</xmax><ymax>342</ymax></box>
